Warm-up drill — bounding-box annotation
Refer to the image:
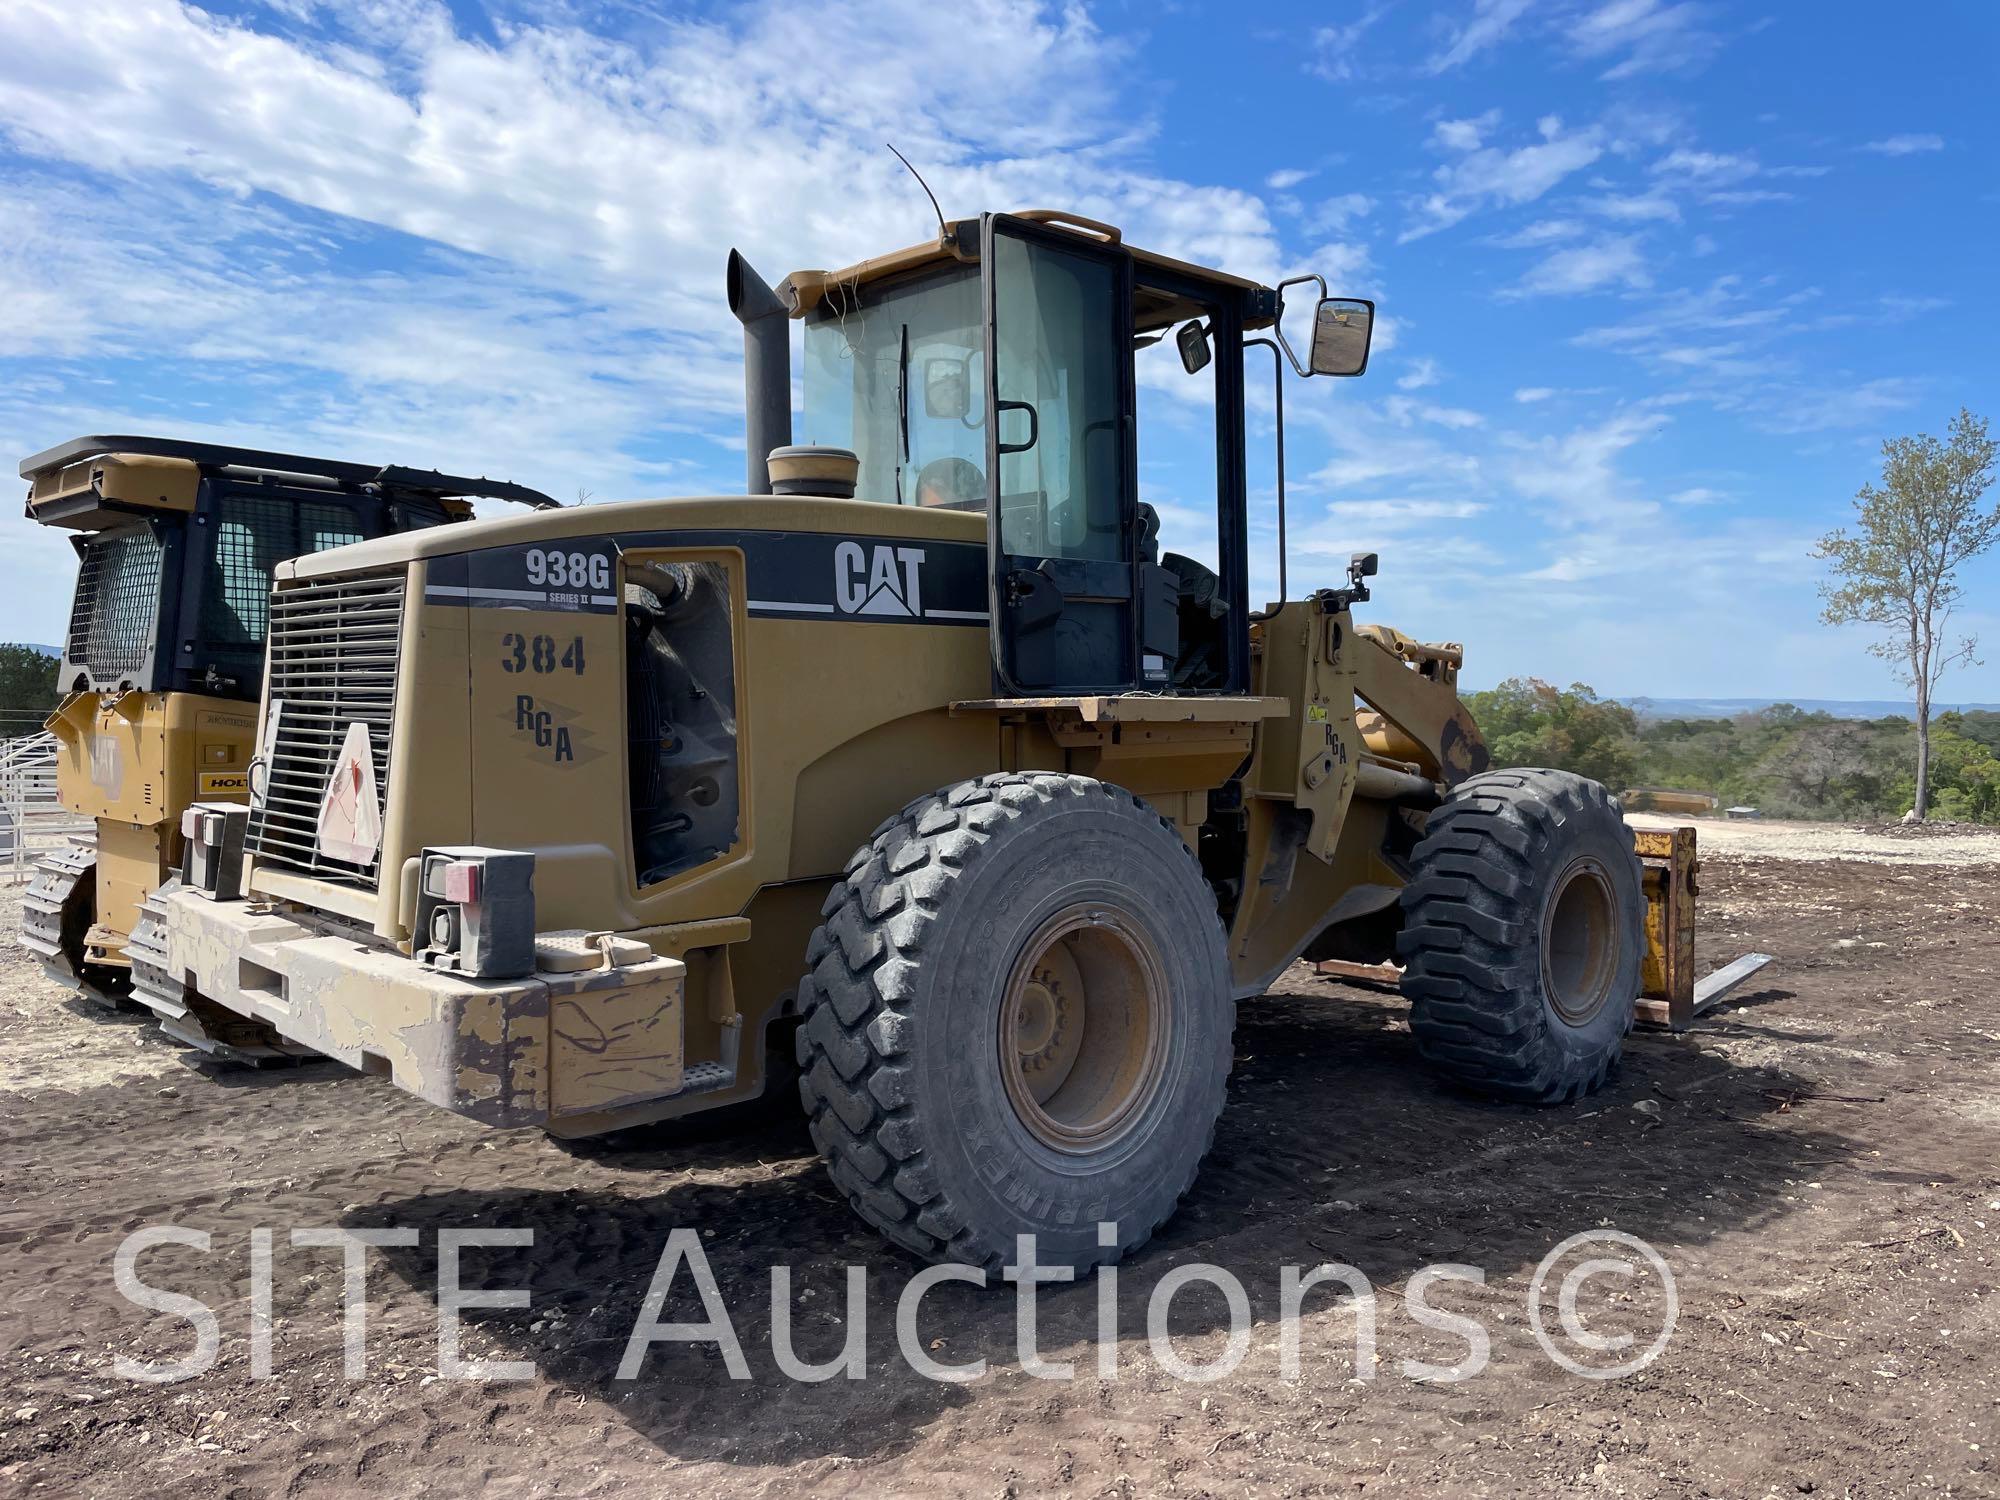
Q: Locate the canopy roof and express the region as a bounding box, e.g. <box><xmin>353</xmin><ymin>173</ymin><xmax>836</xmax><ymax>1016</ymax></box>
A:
<box><xmin>781</xmin><ymin>210</ymin><xmax>1279</xmax><ymax>335</ymax></box>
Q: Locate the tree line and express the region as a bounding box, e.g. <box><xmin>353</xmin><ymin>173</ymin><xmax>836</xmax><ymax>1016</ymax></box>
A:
<box><xmin>1465</xmin><ymin>677</ymin><xmax>2000</xmax><ymax>824</ymax></box>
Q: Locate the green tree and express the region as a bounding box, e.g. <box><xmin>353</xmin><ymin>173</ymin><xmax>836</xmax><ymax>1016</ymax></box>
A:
<box><xmin>0</xmin><ymin>644</ymin><xmax>58</xmax><ymax>731</ymax></box>
<box><xmin>1463</xmin><ymin>678</ymin><xmax>1641</xmax><ymax>789</ymax></box>
<box><xmin>1759</xmin><ymin>720</ymin><xmax>1874</xmax><ymax>813</ymax></box>
<box><xmin>1815</xmin><ymin>408</ymin><xmax>2000</xmax><ymax>820</ymax></box>
<box><xmin>1927</xmin><ymin>720</ymin><xmax>2000</xmax><ymax>823</ymax></box>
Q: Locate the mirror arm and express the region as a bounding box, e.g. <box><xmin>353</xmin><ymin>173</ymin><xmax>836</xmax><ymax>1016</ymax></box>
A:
<box><xmin>1270</xmin><ymin>273</ymin><xmax>1329</xmax><ymax>379</ymax></box>
<box><xmin>1245</xmin><ymin>336</ymin><xmax>1287</xmax><ymax>623</ymax></box>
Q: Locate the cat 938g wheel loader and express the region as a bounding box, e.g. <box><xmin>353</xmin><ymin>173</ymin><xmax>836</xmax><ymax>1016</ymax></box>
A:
<box><xmin>135</xmin><ymin>211</ymin><xmax>1653</xmax><ymax>1270</ymax></box>
<box><xmin>17</xmin><ymin>436</ymin><xmax>556</xmax><ymax>1053</ymax></box>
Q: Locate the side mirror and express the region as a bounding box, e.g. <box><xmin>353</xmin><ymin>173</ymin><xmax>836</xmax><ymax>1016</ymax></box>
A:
<box><xmin>923</xmin><ymin>357</ymin><xmax>970</xmax><ymax>421</ymax></box>
<box><xmin>1310</xmin><ymin>298</ymin><xmax>1375</xmax><ymax>377</ymax></box>
<box><xmin>1175</xmin><ymin>320</ymin><xmax>1212</xmax><ymax>375</ymax></box>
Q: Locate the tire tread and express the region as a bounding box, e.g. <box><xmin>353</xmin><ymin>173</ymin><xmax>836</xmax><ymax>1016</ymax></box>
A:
<box><xmin>795</xmin><ymin>771</ymin><xmax>1231</xmax><ymax>1273</ymax></box>
<box><xmin>1397</xmin><ymin>767</ymin><xmax>1643</xmax><ymax>1104</ymax></box>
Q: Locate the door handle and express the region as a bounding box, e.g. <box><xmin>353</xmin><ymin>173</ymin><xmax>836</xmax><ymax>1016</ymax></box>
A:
<box><xmin>996</xmin><ymin>400</ymin><xmax>1039</xmax><ymax>455</ymax></box>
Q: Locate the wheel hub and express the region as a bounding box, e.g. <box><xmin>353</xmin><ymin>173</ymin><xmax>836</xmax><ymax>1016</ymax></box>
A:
<box><xmin>1541</xmin><ymin>855</ymin><xmax>1619</xmax><ymax>1027</ymax></box>
<box><xmin>1013</xmin><ymin>969</ymin><xmax>1074</xmax><ymax>1076</ymax></box>
<box><xmin>998</xmin><ymin>903</ymin><xmax>1171</xmax><ymax>1155</ymax></box>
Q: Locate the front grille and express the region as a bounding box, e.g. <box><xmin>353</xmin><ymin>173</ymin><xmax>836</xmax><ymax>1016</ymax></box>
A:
<box><xmin>65</xmin><ymin>525</ymin><xmax>163</xmax><ymax>679</ymax></box>
<box><xmin>246</xmin><ymin>570</ymin><xmax>406</xmax><ymax>890</ymax></box>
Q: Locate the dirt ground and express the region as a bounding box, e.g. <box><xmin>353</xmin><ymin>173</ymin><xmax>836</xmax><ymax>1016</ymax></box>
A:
<box><xmin>1626</xmin><ymin>813</ymin><xmax>2000</xmax><ymax>868</ymax></box>
<box><xmin>3</xmin><ymin>828</ymin><xmax>1998</xmax><ymax>1498</ymax></box>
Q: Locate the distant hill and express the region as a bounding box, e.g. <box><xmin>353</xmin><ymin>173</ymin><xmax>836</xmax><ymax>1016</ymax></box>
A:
<box><xmin>14</xmin><ymin>644</ymin><xmax>60</xmax><ymax>659</ymax></box>
<box><xmin>1621</xmin><ymin>697</ymin><xmax>2000</xmax><ymax>722</ymax></box>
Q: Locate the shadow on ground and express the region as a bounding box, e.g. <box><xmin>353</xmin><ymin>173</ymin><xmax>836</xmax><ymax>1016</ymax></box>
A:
<box><xmin>352</xmin><ymin>980</ymin><xmax>1855</xmax><ymax>1467</ymax></box>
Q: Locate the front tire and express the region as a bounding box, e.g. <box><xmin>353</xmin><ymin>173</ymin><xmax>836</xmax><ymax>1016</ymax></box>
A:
<box><xmin>1398</xmin><ymin>769</ymin><xmax>1644</xmax><ymax>1104</ymax></box>
<box><xmin>796</xmin><ymin>772</ymin><xmax>1233</xmax><ymax>1273</ymax></box>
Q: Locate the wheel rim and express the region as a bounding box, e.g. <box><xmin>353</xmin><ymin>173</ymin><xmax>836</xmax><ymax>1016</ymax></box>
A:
<box><xmin>998</xmin><ymin>903</ymin><xmax>1171</xmax><ymax>1155</ymax></box>
<box><xmin>1541</xmin><ymin>855</ymin><xmax>1619</xmax><ymax>1026</ymax></box>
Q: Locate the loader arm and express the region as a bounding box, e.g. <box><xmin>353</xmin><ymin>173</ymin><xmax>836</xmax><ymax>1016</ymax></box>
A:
<box><xmin>1349</xmin><ymin>623</ymin><xmax>1489</xmax><ymax>786</ymax></box>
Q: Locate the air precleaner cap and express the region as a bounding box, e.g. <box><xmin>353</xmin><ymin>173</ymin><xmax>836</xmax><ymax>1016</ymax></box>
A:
<box><xmin>765</xmin><ymin>445</ymin><xmax>859</xmax><ymax>499</ymax></box>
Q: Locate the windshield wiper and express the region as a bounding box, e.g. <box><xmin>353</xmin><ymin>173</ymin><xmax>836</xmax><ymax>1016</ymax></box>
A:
<box><xmin>896</xmin><ymin>322</ymin><xmax>910</xmax><ymax>503</ymax></box>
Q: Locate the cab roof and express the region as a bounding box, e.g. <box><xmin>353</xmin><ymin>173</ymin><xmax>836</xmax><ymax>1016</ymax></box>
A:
<box><xmin>781</xmin><ymin>210</ymin><xmax>1280</xmax><ymax>335</ymax></box>
<box><xmin>20</xmin><ymin>434</ymin><xmax>559</xmax><ymax>509</ymax></box>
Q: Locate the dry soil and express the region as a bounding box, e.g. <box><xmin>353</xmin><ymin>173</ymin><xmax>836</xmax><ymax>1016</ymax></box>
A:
<box><xmin>2</xmin><ymin>828</ymin><xmax>1997</xmax><ymax>1498</ymax></box>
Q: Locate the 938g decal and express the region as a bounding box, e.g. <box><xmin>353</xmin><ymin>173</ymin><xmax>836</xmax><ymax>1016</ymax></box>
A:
<box><xmin>524</xmin><ymin>547</ymin><xmax>613</xmax><ymax>596</ymax></box>
<box><xmin>426</xmin><ymin>542</ymin><xmax>622</xmax><ymax>613</ymax></box>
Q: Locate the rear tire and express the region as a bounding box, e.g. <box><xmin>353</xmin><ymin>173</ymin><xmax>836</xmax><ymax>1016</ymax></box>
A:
<box><xmin>795</xmin><ymin>772</ymin><xmax>1233</xmax><ymax>1273</ymax></box>
<box><xmin>1398</xmin><ymin>768</ymin><xmax>1643</xmax><ymax>1104</ymax></box>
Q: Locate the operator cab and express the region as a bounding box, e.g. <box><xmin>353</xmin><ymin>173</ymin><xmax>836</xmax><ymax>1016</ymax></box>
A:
<box><xmin>764</xmin><ymin>210</ymin><xmax>1374</xmax><ymax>697</ymax></box>
<box><xmin>21</xmin><ymin>436</ymin><xmax>559</xmax><ymax>702</ymax></box>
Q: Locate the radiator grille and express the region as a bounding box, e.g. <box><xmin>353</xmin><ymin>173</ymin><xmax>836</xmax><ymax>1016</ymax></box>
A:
<box><xmin>246</xmin><ymin>570</ymin><xmax>406</xmax><ymax>890</ymax></box>
<box><xmin>65</xmin><ymin>525</ymin><xmax>164</xmax><ymax>679</ymax></box>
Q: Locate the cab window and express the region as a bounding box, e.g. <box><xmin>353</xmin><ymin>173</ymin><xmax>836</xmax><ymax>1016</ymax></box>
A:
<box><xmin>989</xmin><ymin>233</ymin><xmax>1128</xmax><ymax>562</ymax></box>
<box><xmin>801</xmin><ymin>266</ymin><xmax>985</xmax><ymax>508</ymax></box>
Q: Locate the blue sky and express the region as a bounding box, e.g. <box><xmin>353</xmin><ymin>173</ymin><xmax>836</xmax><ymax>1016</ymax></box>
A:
<box><xmin>1</xmin><ymin>0</ymin><xmax>1994</xmax><ymax>700</ymax></box>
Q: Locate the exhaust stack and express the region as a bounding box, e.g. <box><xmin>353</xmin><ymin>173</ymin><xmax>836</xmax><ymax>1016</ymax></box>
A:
<box><xmin>725</xmin><ymin>250</ymin><xmax>794</xmax><ymax>495</ymax></box>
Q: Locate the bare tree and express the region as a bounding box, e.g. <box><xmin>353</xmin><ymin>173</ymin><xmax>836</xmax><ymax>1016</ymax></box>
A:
<box><xmin>1815</xmin><ymin>408</ymin><xmax>1999</xmax><ymax>819</ymax></box>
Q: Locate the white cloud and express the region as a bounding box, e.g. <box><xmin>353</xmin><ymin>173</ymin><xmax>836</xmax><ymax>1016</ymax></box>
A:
<box><xmin>1302</xmin><ymin>239</ymin><xmax>1374</xmax><ymax>288</ymax></box>
<box><xmin>1573</xmin><ymin>276</ymin><xmax>1813</xmax><ymax>351</ymax></box>
<box><xmin>1492</xmin><ymin>217</ymin><xmax>1585</xmax><ymax>247</ymax></box>
<box><xmin>1311</xmin><ymin>4</ymin><xmax>1394</xmax><ymax>82</ymax></box>
<box><xmin>1310</xmin><ymin>497</ymin><xmax>1486</xmax><ymax>531</ymax></box>
<box><xmin>1514</xmin><ymin>386</ymin><xmax>1555</xmax><ymax>403</ymax></box>
<box><xmin>1502</xmin><ymin>404</ymin><xmax>1671</xmax><ymax>523</ymax></box>
<box><xmin>1744</xmin><ymin>376</ymin><xmax>1924</xmax><ymax>435</ymax></box>
<box><xmin>1702</xmin><ymin>188</ymin><xmax>1794</xmax><ymax>207</ymax></box>
<box><xmin>0</xmin><ymin>0</ymin><xmax>1283</xmax><ymax>305</ymax></box>
<box><xmin>1267</xmin><ymin>167</ymin><xmax>1312</xmax><ymax>190</ymax></box>
<box><xmin>1306</xmin><ymin>192</ymin><xmax>1375</xmax><ymax>235</ymax></box>
<box><xmin>1861</xmin><ymin>134</ymin><xmax>1944</xmax><ymax>156</ymax></box>
<box><xmin>1397</xmin><ymin>357</ymin><xmax>1441</xmax><ymax>391</ymax></box>
<box><xmin>1432</xmin><ymin>110</ymin><xmax>1503</xmax><ymax>152</ymax></box>
<box><xmin>0</xmin><ymin>0</ymin><xmax>1303</xmax><ymax>641</ymax></box>
<box><xmin>1880</xmin><ymin>294</ymin><xmax>1950</xmax><ymax>318</ymax></box>
<box><xmin>1402</xmin><ymin>119</ymin><xmax>1604</xmax><ymax>240</ymax></box>
<box><xmin>1566</xmin><ymin>0</ymin><xmax>1722</xmax><ymax>80</ymax></box>
<box><xmin>1507</xmin><ymin>234</ymin><xmax>1650</xmax><ymax>296</ymax></box>
<box><xmin>1585</xmin><ymin>190</ymin><xmax>1680</xmax><ymax>222</ymax></box>
<box><xmin>1668</xmin><ymin>486</ymin><xmax>1725</xmax><ymax>505</ymax></box>
<box><xmin>1294</xmin><ymin>400</ymin><xmax>1483</xmax><ymax>492</ymax></box>
<box><xmin>1385</xmin><ymin>395</ymin><xmax>1485</xmax><ymax>429</ymax></box>
<box><xmin>1651</xmin><ymin>149</ymin><xmax>1758</xmax><ymax>182</ymax></box>
<box><xmin>1427</xmin><ymin>0</ymin><xmax>1538</xmax><ymax>74</ymax></box>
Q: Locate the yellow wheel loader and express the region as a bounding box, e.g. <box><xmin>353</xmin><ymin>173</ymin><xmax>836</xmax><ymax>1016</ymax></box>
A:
<box><xmin>18</xmin><ymin>437</ymin><xmax>556</xmax><ymax>1054</ymax></box>
<box><xmin>134</xmin><ymin>211</ymin><xmax>1655</xmax><ymax>1268</ymax></box>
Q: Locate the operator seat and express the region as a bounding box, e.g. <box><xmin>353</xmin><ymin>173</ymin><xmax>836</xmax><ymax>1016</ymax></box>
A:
<box><xmin>1135</xmin><ymin>500</ymin><xmax>1228</xmax><ymax>691</ymax></box>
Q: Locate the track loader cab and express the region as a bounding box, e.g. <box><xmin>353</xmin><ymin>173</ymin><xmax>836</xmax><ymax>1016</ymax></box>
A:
<box><xmin>18</xmin><ymin>436</ymin><xmax>556</xmax><ymax>1007</ymax></box>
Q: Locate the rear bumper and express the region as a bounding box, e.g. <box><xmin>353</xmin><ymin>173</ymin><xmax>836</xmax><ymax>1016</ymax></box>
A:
<box><xmin>146</xmin><ymin>890</ymin><xmax>686</xmax><ymax>1128</ymax></box>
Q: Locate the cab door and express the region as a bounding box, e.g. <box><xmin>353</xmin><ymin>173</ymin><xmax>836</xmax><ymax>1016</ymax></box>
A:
<box><xmin>981</xmin><ymin>214</ymin><xmax>1140</xmax><ymax>694</ymax></box>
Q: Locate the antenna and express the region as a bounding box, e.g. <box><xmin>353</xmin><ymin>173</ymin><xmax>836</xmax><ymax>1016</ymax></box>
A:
<box><xmin>886</xmin><ymin>143</ymin><xmax>948</xmax><ymax>242</ymax></box>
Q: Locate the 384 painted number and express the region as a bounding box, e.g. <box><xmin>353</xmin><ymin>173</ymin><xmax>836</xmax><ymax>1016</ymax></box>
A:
<box><xmin>501</xmin><ymin>633</ymin><xmax>586</xmax><ymax>675</ymax></box>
